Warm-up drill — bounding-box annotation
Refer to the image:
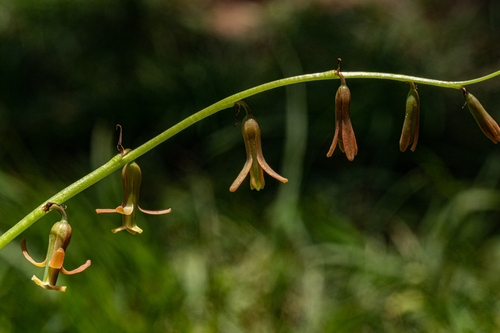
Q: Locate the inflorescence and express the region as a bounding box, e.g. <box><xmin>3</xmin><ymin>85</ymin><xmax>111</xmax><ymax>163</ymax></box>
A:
<box><xmin>17</xmin><ymin>60</ymin><xmax>500</xmax><ymax>291</ymax></box>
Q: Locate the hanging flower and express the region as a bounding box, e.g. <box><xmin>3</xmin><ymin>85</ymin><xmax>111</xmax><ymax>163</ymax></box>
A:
<box><xmin>96</xmin><ymin>161</ymin><xmax>171</xmax><ymax>234</ymax></box>
<box><xmin>230</xmin><ymin>101</ymin><xmax>288</xmax><ymax>192</ymax></box>
<box><xmin>327</xmin><ymin>60</ymin><xmax>358</xmax><ymax>161</ymax></box>
<box><xmin>462</xmin><ymin>87</ymin><xmax>500</xmax><ymax>143</ymax></box>
<box><xmin>21</xmin><ymin>202</ymin><xmax>91</xmax><ymax>292</ymax></box>
<box><xmin>399</xmin><ymin>82</ymin><xmax>420</xmax><ymax>152</ymax></box>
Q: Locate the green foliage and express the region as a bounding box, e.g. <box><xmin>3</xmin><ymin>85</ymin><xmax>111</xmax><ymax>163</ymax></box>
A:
<box><xmin>1</xmin><ymin>0</ymin><xmax>500</xmax><ymax>332</ymax></box>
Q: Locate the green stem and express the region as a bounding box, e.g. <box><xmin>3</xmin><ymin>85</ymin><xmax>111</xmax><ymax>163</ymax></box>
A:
<box><xmin>1</xmin><ymin>69</ymin><xmax>500</xmax><ymax>249</ymax></box>
<box><xmin>342</xmin><ymin>70</ymin><xmax>500</xmax><ymax>88</ymax></box>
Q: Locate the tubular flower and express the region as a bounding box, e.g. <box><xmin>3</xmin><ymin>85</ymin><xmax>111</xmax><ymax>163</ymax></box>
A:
<box><xmin>399</xmin><ymin>82</ymin><xmax>420</xmax><ymax>152</ymax></box>
<box><xmin>462</xmin><ymin>87</ymin><xmax>500</xmax><ymax>144</ymax></box>
<box><xmin>21</xmin><ymin>203</ymin><xmax>91</xmax><ymax>292</ymax></box>
<box><xmin>326</xmin><ymin>66</ymin><xmax>358</xmax><ymax>161</ymax></box>
<box><xmin>96</xmin><ymin>161</ymin><xmax>171</xmax><ymax>234</ymax></box>
<box><xmin>230</xmin><ymin>101</ymin><xmax>288</xmax><ymax>192</ymax></box>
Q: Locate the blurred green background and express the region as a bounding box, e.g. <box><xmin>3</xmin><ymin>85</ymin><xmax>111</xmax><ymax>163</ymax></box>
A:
<box><xmin>1</xmin><ymin>0</ymin><xmax>500</xmax><ymax>331</ymax></box>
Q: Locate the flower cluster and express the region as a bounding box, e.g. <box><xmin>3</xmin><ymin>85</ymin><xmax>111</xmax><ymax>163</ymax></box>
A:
<box><xmin>20</xmin><ymin>64</ymin><xmax>500</xmax><ymax>293</ymax></box>
<box><xmin>325</xmin><ymin>60</ymin><xmax>499</xmax><ymax>159</ymax></box>
<box><xmin>22</xmin><ymin>126</ymin><xmax>174</xmax><ymax>291</ymax></box>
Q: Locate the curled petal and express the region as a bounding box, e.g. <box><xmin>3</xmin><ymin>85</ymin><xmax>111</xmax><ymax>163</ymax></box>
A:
<box><xmin>339</xmin><ymin>87</ymin><xmax>357</xmax><ymax>161</ymax></box>
<box><xmin>230</xmin><ymin>156</ymin><xmax>253</xmax><ymax>192</ymax></box>
<box><xmin>255</xmin><ymin>152</ymin><xmax>288</xmax><ymax>184</ymax></box>
<box><xmin>95</xmin><ymin>208</ymin><xmax>120</xmax><ymax>214</ymax></box>
<box><xmin>112</xmin><ymin>225</ymin><xmax>143</xmax><ymax>235</ymax></box>
<box><xmin>21</xmin><ymin>239</ymin><xmax>47</xmax><ymax>267</ymax></box>
<box><xmin>341</xmin><ymin>116</ymin><xmax>358</xmax><ymax>161</ymax></box>
<box><xmin>138</xmin><ymin>206</ymin><xmax>172</xmax><ymax>215</ymax></box>
<box><xmin>96</xmin><ymin>205</ymin><xmax>134</xmax><ymax>215</ymax></box>
<box><xmin>61</xmin><ymin>260</ymin><xmax>91</xmax><ymax>275</ymax></box>
<box><xmin>326</xmin><ymin>120</ymin><xmax>340</xmax><ymax>157</ymax></box>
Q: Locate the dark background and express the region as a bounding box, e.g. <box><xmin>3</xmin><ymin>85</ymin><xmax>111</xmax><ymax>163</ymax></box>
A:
<box><xmin>1</xmin><ymin>0</ymin><xmax>500</xmax><ymax>331</ymax></box>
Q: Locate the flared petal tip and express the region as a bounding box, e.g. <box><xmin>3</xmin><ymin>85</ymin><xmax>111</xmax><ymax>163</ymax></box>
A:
<box><xmin>138</xmin><ymin>207</ymin><xmax>172</xmax><ymax>215</ymax></box>
<box><xmin>96</xmin><ymin>205</ymin><xmax>133</xmax><ymax>215</ymax></box>
<box><xmin>96</xmin><ymin>208</ymin><xmax>119</xmax><ymax>214</ymax></box>
<box><xmin>326</xmin><ymin>136</ymin><xmax>338</xmax><ymax>157</ymax></box>
<box><xmin>32</xmin><ymin>275</ymin><xmax>66</xmax><ymax>292</ymax></box>
<box><xmin>111</xmin><ymin>226</ymin><xmax>143</xmax><ymax>235</ymax></box>
<box><xmin>271</xmin><ymin>176</ymin><xmax>288</xmax><ymax>184</ymax></box>
<box><xmin>250</xmin><ymin>184</ymin><xmax>263</xmax><ymax>191</ymax></box>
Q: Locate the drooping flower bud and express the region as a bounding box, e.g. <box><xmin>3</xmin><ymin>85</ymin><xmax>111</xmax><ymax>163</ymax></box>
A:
<box><xmin>462</xmin><ymin>87</ymin><xmax>500</xmax><ymax>144</ymax></box>
<box><xmin>21</xmin><ymin>202</ymin><xmax>91</xmax><ymax>292</ymax></box>
<box><xmin>327</xmin><ymin>60</ymin><xmax>358</xmax><ymax>161</ymax></box>
<box><xmin>96</xmin><ymin>161</ymin><xmax>172</xmax><ymax>234</ymax></box>
<box><xmin>230</xmin><ymin>101</ymin><xmax>288</xmax><ymax>192</ymax></box>
<box><xmin>399</xmin><ymin>82</ymin><xmax>420</xmax><ymax>152</ymax></box>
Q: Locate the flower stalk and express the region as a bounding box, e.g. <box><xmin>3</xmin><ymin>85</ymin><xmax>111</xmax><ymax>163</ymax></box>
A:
<box><xmin>2</xmin><ymin>69</ymin><xmax>500</xmax><ymax>249</ymax></box>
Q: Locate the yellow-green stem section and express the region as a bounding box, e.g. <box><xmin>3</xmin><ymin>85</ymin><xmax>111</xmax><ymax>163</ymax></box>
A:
<box><xmin>1</xmin><ymin>69</ymin><xmax>500</xmax><ymax>249</ymax></box>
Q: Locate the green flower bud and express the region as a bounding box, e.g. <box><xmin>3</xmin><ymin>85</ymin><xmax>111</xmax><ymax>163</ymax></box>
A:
<box><xmin>399</xmin><ymin>82</ymin><xmax>420</xmax><ymax>152</ymax></box>
<box><xmin>463</xmin><ymin>87</ymin><xmax>500</xmax><ymax>144</ymax></box>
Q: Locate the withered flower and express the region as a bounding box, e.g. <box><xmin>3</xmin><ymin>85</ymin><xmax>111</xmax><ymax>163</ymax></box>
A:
<box><xmin>462</xmin><ymin>87</ymin><xmax>500</xmax><ymax>144</ymax></box>
<box><xmin>21</xmin><ymin>202</ymin><xmax>91</xmax><ymax>292</ymax></box>
<box><xmin>399</xmin><ymin>82</ymin><xmax>420</xmax><ymax>152</ymax></box>
<box><xmin>230</xmin><ymin>101</ymin><xmax>288</xmax><ymax>192</ymax></box>
<box><xmin>96</xmin><ymin>161</ymin><xmax>171</xmax><ymax>234</ymax></box>
<box><xmin>327</xmin><ymin>59</ymin><xmax>358</xmax><ymax>161</ymax></box>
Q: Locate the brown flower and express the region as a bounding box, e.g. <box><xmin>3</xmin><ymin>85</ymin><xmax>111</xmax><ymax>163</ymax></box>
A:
<box><xmin>230</xmin><ymin>101</ymin><xmax>288</xmax><ymax>192</ymax></box>
<box><xmin>327</xmin><ymin>68</ymin><xmax>358</xmax><ymax>161</ymax></box>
